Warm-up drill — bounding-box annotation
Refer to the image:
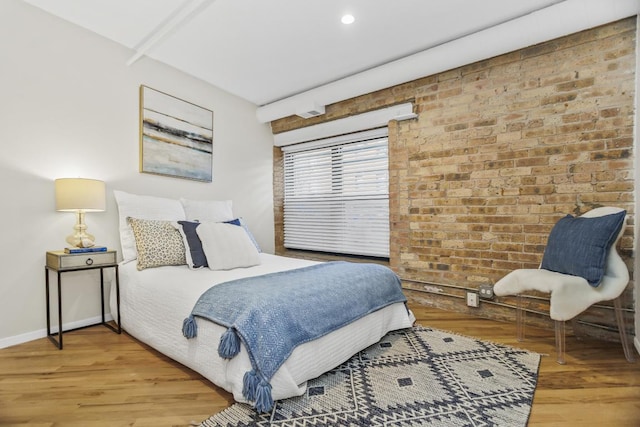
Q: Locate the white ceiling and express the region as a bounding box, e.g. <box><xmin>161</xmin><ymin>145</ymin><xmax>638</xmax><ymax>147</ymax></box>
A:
<box><xmin>21</xmin><ymin>0</ymin><xmax>639</xmax><ymax>122</ymax></box>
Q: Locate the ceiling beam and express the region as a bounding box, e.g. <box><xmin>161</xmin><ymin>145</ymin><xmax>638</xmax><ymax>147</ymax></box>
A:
<box><xmin>126</xmin><ymin>0</ymin><xmax>216</xmax><ymax>66</ymax></box>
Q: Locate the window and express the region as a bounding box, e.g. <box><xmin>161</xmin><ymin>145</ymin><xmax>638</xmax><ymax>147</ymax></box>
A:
<box><xmin>283</xmin><ymin>128</ymin><xmax>389</xmax><ymax>258</ymax></box>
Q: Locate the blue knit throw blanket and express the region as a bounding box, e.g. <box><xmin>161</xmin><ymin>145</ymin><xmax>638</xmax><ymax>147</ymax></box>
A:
<box><xmin>182</xmin><ymin>261</ymin><xmax>407</xmax><ymax>413</ymax></box>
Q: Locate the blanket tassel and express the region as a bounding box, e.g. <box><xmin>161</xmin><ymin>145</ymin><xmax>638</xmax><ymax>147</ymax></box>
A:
<box><xmin>243</xmin><ymin>370</ymin><xmax>260</xmax><ymax>402</ymax></box>
<box><xmin>182</xmin><ymin>315</ymin><xmax>198</xmax><ymax>339</ymax></box>
<box><xmin>242</xmin><ymin>370</ymin><xmax>274</xmax><ymax>413</ymax></box>
<box><xmin>218</xmin><ymin>328</ymin><xmax>241</xmax><ymax>359</ymax></box>
<box><xmin>254</xmin><ymin>379</ymin><xmax>274</xmax><ymax>413</ymax></box>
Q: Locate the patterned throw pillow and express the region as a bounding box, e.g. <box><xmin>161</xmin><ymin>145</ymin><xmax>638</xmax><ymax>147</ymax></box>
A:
<box><xmin>128</xmin><ymin>217</ymin><xmax>186</xmax><ymax>270</ymax></box>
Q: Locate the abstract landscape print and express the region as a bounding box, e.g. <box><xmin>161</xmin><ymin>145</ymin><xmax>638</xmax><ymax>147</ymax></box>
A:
<box><xmin>140</xmin><ymin>86</ymin><xmax>213</xmax><ymax>182</ymax></box>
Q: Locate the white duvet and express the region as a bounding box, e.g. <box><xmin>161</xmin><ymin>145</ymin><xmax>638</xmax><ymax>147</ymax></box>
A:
<box><xmin>110</xmin><ymin>253</ymin><xmax>414</xmax><ymax>403</ymax></box>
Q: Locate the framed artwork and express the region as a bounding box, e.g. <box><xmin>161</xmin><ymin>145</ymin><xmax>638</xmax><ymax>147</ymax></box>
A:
<box><xmin>139</xmin><ymin>85</ymin><xmax>213</xmax><ymax>182</ymax></box>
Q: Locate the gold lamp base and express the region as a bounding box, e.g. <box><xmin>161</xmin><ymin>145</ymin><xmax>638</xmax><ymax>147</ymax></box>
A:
<box><xmin>66</xmin><ymin>211</ymin><xmax>96</xmax><ymax>248</ymax></box>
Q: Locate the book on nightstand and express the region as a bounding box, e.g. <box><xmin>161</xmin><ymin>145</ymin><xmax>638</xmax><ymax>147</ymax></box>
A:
<box><xmin>64</xmin><ymin>246</ymin><xmax>108</xmax><ymax>254</ymax></box>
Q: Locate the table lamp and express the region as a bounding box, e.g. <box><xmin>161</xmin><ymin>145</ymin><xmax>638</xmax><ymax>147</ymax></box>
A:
<box><xmin>55</xmin><ymin>178</ymin><xmax>106</xmax><ymax>248</ymax></box>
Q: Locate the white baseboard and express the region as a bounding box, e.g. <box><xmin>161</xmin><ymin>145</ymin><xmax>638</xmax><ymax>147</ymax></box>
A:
<box><xmin>0</xmin><ymin>314</ymin><xmax>115</xmax><ymax>350</ymax></box>
<box><xmin>635</xmin><ymin>336</ymin><xmax>640</xmax><ymax>358</ymax></box>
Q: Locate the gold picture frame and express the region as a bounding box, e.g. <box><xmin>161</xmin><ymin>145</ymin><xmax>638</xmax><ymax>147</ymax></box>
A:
<box><xmin>139</xmin><ymin>85</ymin><xmax>213</xmax><ymax>182</ymax></box>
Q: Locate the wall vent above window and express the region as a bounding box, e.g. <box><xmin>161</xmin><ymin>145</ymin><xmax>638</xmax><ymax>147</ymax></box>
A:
<box><xmin>295</xmin><ymin>102</ymin><xmax>325</xmax><ymax>119</ymax></box>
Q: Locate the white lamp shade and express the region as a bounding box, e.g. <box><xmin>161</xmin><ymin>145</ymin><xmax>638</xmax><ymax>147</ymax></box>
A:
<box><xmin>55</xmin><ymin>178</ymin><xmax>106</xmax><ymax>212</ymax></box>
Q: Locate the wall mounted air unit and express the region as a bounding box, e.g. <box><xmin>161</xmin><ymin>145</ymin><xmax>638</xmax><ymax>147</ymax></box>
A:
<box><xmin>295</xmin><ymin>102</ymin><xmax>325</xmax><ymax>119</ymax></box>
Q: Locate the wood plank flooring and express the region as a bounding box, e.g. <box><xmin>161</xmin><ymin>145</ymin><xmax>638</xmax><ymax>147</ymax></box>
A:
<box><xmin>1</xmin><ymin>304</ymin><xmax>639</xmax><ymax>426</ymax></box>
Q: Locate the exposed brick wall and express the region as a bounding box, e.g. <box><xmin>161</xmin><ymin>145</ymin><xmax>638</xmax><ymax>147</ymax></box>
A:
<box><xmin>273</xmin><ymin>145</ymin><xmax>285</xmax><ymax>254</ymax></box>
<box><xmin>272</xmin><ymin>18</ymin><xmax>637</xmax><ymax>341</ymax></box>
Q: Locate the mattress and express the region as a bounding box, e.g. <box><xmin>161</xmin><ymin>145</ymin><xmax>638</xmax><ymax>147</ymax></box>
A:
<box><xmin>110</xmin><ymin>253</ymin><xmax>414</xmax><ymax>403</ymax></box>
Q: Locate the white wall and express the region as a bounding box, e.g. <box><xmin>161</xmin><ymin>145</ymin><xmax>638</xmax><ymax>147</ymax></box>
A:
<box><xmin>0</xmin><ymin>0</ymin><xmax>275</xmax><ymax>346</ymax></box>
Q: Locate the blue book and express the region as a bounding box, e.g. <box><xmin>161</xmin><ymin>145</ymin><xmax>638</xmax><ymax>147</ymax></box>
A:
<box><xmin>64</xmin><ymin>246</ymin><xmax>108</xmax><ymax>254</ymax></box>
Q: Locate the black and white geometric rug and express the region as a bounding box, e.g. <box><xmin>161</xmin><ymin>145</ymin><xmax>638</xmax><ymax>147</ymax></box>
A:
<box><xmin>201</xmin><ymin>325</ymin><xmax>540</xmax><ymax>427</ymax></box>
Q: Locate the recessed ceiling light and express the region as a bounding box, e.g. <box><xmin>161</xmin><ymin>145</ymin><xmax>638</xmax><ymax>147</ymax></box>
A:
<box><xmin>341</xmin><ymin>14</ymin><xmax>355</xmax><ymax>25</ymax></box>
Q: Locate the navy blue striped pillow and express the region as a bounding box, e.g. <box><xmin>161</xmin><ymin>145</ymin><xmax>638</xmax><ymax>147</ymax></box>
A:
<box><xmin>177</xmin><ymin>220</ymin><xmax>208</xmax><ymax>268</ymax></box>
<box><xmin>541</xmin><ymin>210</ymin><xmax>625</xmax><ymax>286</ymax></box>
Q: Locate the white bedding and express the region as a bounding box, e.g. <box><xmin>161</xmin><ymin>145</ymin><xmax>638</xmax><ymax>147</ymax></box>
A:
<box><xmin>110</xmin><ymin>253</ymin><xmax>414</xmax><ymax>403</ymax></box>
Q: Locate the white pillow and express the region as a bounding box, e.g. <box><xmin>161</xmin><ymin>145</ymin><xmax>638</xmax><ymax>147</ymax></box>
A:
<box><xmin>114</xmin><ymin>190</ymin><xmax>186</xmax><ymax>263</ymax></box>
<box><xmin>196</xmin><ymin>222</ymin><xmax>261</xmax><ymax>270</ymax></box>
<box><xmin>180</xmin><ymin>198</ymin><xmax>234</xmax><ymax>222</ymax></box>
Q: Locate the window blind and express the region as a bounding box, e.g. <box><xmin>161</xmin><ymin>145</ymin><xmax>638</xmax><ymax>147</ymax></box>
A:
<box><xmin>283</xmin><ymin>128</ymin><xmax>389</xmax><ymax>257</ymax></box>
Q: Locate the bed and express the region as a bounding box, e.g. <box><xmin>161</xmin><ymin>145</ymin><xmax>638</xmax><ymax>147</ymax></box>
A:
<box><xmin>109</xmin><ymin>191</ymin><xmax>414</xmax><ymax>410</ymax></box>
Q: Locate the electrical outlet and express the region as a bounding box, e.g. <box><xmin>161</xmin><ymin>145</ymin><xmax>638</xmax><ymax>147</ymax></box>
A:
<box><xmin>466</xmin><ymin>291</ymin><xmax>479</xmax><ymax>307</ymax></box>
<box><xmin>479</xmin><ymin>284</ymin><xmax>494</xmax><ymax>299</ymax></box>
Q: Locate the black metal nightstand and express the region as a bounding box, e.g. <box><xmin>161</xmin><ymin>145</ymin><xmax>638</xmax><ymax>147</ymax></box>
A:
<box><xmin>45</xmin><ymin>250</ymin><xmax>121</xmax><ymax>349</ymax></box>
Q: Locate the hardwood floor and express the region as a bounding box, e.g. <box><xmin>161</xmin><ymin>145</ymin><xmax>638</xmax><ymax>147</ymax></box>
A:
<box><xmin>1</xmin><ymin>304</ymin><xmax>639</xmax><ymax>426</ymax></box>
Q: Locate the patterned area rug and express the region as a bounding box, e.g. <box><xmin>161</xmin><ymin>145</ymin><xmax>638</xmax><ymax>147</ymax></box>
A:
<box><xmin>201</xmin><ymin>325</ymin><xmax>540</xmax><ymax>426</ymax></box>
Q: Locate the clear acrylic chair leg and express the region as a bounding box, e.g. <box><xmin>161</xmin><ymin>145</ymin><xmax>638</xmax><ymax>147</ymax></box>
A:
<box><xmin>570</xmin><ymin>318</ymin><xmax>583</xmax><ymax>340</ymax></box>
<box><xmin>516</xmin><ymin>294</ymin><xmax>525</xmax><ymax>342</ymax></box>
<box><xmin>555</xmin><ymin>320</ymin><xmax>566</xmax><ymax>365</ymax></box>
<box><xmin>613</xmin><ymin>296</ymin><xmax>635</xmax><ymax>363</ymax></box>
